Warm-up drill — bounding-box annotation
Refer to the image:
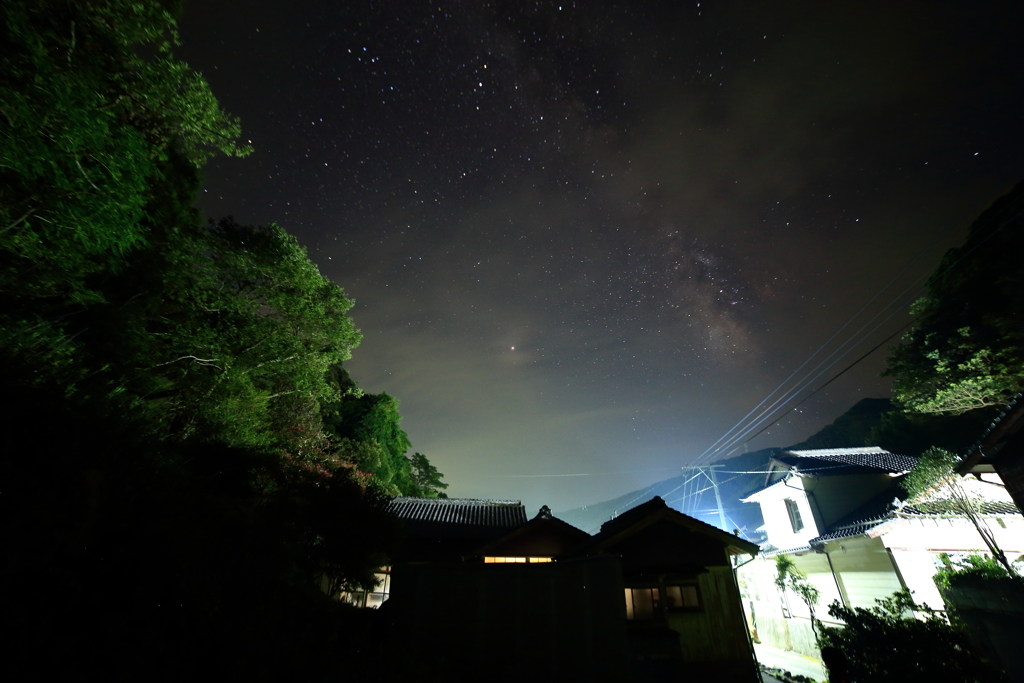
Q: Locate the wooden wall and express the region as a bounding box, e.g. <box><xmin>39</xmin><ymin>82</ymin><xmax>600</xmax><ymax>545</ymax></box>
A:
<box><xmin>669</xmin><ymin>566</ymin><xmax>758</xmax><ymax>676</ymax></box>
<box><xmin>387</xmin><ymin>555</ymin><xmax>629</xmax><ymax>682</ymax></box>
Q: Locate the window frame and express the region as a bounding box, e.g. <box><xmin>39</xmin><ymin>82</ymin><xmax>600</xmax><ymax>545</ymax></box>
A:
<box><xmin>625</xmin><ymin>579</ymin><xmax>702</xmax><ymax>621</ymax></box>
<box><xmin>784</xmin><ymin>497</ymin><xmax>804</xmax><ymax>533</ymax></box>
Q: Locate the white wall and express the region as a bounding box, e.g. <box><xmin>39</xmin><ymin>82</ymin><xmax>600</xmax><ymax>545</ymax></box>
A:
<box><xmin>749</xmin><ymin>478</ymin><xmax>821</xmax><ymax>551</ymax></box>
<box><xmin>881</xmin><ymin>515</ymin><xmax>1024</xmax><ymax>610</ymax></box>
<box><xmin>736</xmin><ymin>551</ymin><xmax>842</xmax><ymax>658</ymax></box>
<box><xmin>823</xmin><ymin>535</ymin><xmax>903</xmax><ymax>609</ymax></box>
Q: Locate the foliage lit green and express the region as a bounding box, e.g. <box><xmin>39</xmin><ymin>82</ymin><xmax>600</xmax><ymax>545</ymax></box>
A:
<box><xmin>1</xmin><ymin>1</ymin><xmax>444</xmax><ymax>677</ymax></box>
<box><xmin>885</xmin><ymin>182</ymin><xmax>1024</xmax><ymax>414</ymax></box>
<box><xmin>902</xmin><ymin>448</ymin><xmax>1014</xmax><ymax>575</ymax></box>
<box><xmin>1</xmin><ymin>0</ymin><xmax>249</xmax><ymax>303</ymax></box>
<box><xmin>933</xmin><ymin>553</ymin><xmax>1021</xmax><ymax>596</ymax></box>
<box><xmin>817</xmin><ymin>590</ymin><xmax>1003</xmax><ymax>682</ymax></box>
<box><xmin>322</xmin><ymin>374</ymin><xmax>448</xmax><ymax>497</ymax></box>
<box><xmin>774</xmin><ymin>555</ymin><xmax>821</xmax><ymax>636</ymax></box>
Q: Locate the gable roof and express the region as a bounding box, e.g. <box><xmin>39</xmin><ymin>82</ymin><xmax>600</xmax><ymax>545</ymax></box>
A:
<box><xmin>568</xmin><ymin>496</ymin><xmax>759</xmax><ymax>557</ymax></box>
<box><xmin>471</xmin><ymin>507</ymin><xmax>591</xmax><ymax>558</ymax></box>
<box><xmin>772</xmin><ymin>447</ymin><xmax>917</xmax><ymax>475</ymax></box>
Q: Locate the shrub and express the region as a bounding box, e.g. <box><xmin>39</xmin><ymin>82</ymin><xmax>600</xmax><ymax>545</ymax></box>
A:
<box><xmin>816</xmin><ymin>589</ymin><xmax>1003</xmax><ymax>682</ymax></box>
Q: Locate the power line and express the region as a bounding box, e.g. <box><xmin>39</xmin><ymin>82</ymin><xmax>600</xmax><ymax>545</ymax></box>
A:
<box><xmin>690</xmin><ymin>229</ymin><xmax>940</xmax><ymax>465</ymax></box>
<box><xmin>460</xmin><ymin>467</ymin><xmax>683</xmax><ymax>478</ymax></box>
<box><xmin>711</xmin><ymin>321</ymin><xmax>912</xmax><ymax>459</ymax></box>
<box><xmin>694</xmin><ymin>190</ymin><xmax>1024</xmax><ymax>465</ymax></box>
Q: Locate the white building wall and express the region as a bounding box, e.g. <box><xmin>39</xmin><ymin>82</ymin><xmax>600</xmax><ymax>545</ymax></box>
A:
<box><xmin>748</xmin><ymin>478</ymin><xmax>821</xmax><ymax>551</ymax></box>
<box><xmin>880</xmin><ymin>515</ymin><xmax>1024</xmax><ymax>611</ymax></box>
<box><xmin>879</xmin><ymin>515</ymin><xmax>1024</xmax><ymax>556</ymax></box>
<box><xmin>823</xmin><ymin>536</ymin><xmax>903</xmax><ymax>609</ymax></box>
<box><xmin>887</xmin><ymin>549</ymin><xmax>945</xmax><ymax>610</ymax></box>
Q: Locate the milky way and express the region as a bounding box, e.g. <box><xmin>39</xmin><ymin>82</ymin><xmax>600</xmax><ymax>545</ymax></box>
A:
<box><xmin>180</xmin><ymin>0</ymin><xmax>1024</xmax><ymax>511</ymax></box>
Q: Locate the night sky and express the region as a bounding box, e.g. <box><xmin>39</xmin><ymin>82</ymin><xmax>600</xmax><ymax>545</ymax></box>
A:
<box><xmin>178</xmin><ymin>0</ymin><xmax>1024</xmax><ymax>513</ymax></box>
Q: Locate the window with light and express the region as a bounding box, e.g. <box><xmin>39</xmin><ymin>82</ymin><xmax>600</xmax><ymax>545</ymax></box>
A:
<box><xmin>339</xmin><ymin>568</ymin><xmax>391</xmax><ymax>608</ymax></box>
<box><xmin>625</xmin><ymin>583</ymin><xmax>700</xmax><ymax>620</ymax></box>
<box><xmin>483</xmin><ymin>556</ymin><xmax>553</xmax><ymax>563</ymax></box>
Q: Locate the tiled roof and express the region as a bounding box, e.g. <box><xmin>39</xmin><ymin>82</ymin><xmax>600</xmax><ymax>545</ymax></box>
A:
<box><xmin>776</xmin><ymin>447</ymin><xmax>917</xmax><ymax>474</ymax></box>
<box><xmin>809</xmin><ymin>518</ymin><xmax>889</xmax><ymax>544</ymax></box>
<box><xmin>805</xmin><ymin>483</ymin><xmax>1023</xmax><ymax>545</ymax></box>
<box><xmin>388</xmin><ymin>497</ymin><xmax>527</xmax><ymax>528</ymax></box>
<box><xmin>906</xmin><ymin>499</ymin><xmax>1022</xmax><ymax>516</ymax></box>
<box><xmin>759</xmin><ymin>544</ymin><xmax>812</xmax><ymax>557</ymax></box>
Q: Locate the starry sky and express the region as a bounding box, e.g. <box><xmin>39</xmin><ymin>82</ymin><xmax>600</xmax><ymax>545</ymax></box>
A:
<box><xmin>178</xmin><ymin>0</ymin><xmax>1024</xmax><ymax>513</ymax></box>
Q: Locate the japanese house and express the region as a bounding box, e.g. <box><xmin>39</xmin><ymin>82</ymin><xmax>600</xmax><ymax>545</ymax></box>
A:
<box><xmin>381</xmin><ymin>495</ymin><xmax>761</xmax><ymax>682</ymax></box>
<box><xmin>738</xmin><ymin>447</ymin><xmax>1024</xmax><ymax>657</ymax></box>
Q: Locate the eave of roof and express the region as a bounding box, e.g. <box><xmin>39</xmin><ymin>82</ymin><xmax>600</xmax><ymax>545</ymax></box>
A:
<box><xmin>740</xmin><ymin>477</ymin><xmax>790</xmax><ymax>502</ymax></box>
<box><xmin>471</xmin><ymin>513</ymin><xmax>591</xmax><ymax>556</ymax></box>
<box><xmin>759</xmin><ymin>544</ymin><xmax>812</xmax><ymax>558</ymax></box>
<box><xmin>806</xmin><ymin>499</ymin><xmax>1023</xmax><ymax>546</ymax></box>
<box><xmin>774</xmin><ymin>447</ymin><xmax>917</xmax><ymax>474</ymax></box>
<box><xmin>958</xmin><ymin>394</ymin><xmax>1024</xmax><ymax>474</ymax></box>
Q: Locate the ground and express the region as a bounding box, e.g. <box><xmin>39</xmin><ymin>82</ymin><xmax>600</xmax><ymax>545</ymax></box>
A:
<box><xmin>755</xmin><ymin>642</ymin><xmax>827</xmax><ymax>682</ymax></box>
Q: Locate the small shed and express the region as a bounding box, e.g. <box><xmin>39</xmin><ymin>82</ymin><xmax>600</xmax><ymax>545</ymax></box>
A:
<box><xmin>563</xmin><ymin>496</ymin><xmax>761</xmax><ymax>682</ymax></box>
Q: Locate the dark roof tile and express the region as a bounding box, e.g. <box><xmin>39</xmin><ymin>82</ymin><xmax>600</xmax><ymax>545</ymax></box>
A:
<box><xmin>776</xmin><ymin>447</ymin><xmax>917</xmax><ymax>474</ymax></box>
<box><xmin>388</xmin><ymin>497</ymin><xmax>527</xmax><ymax>528</ymax></box>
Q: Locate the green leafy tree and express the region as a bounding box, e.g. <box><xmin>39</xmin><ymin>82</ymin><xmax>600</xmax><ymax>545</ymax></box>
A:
<box><xmin>885</xmin><ymin>182</ymin><xmax>1024</xmax><ymax>414</ymax></box>
<box><xmin>775</xmin><ymin>555</ymin><xmax>821</xmax><ymax>637</ymax></box>
<box><xmin>321</xmin><ymin>387</ymin><xmax>446</xmax><ymax>495</ymax></box>
<box><xmin>817</xmin><ymin>590</ymin><xmax>1003</xmax><ymax>682</ymax></box>
<box><xmin>136</xmin><ymin>218</ymin><xmax>362</xmax><ymax>449</ymax></box>
<box><xmin>1</xmin><ymin>0</ymin><xmax>248</xmax><ymax>302</ymax></box>
<box><xmin>902</xmin><ymin>448</ymin><xmax>1016</xmax><ymax>576</ymax></box>
<box><xmin>932</xmin><ymin>553</ymin><xmax>1020</xmax><ymax>596</ymax></box>
<box><xmin>1</xmin><ymin>3</ymin><xmax>406</xmax><ymax>677</ymax></box>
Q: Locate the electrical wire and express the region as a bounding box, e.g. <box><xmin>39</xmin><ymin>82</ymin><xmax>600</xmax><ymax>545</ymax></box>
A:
<box><xmin>693</xmin><ymin>190</ymin><xmax>1024</xmax><ymax>465</ymax></box>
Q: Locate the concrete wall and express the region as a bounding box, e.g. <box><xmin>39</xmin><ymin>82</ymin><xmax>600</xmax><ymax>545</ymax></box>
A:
<box><xmin>737</xmin><ymin>553</ymin><xmax>840</xmax><ymax>658</ymax></box>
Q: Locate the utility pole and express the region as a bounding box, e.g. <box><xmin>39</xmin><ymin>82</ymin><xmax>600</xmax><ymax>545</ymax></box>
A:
<box><xmin>707</xmin><ymin>465</ymin><xmax>728</xmax><ymax>533</ymax></box>
<box><xmin>680</xmin><ymin>464</ymin><xmax>729</xmax><ymax>532</ymax></box>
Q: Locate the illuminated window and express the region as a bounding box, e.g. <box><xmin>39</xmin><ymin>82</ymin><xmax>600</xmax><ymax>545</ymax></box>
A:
<box><xmin>625</xmin><ymin>587</ymin><xmax>660</xmax><ymax>620</ymax></box>
<box><xmin>784</xmin><ymin>498</ymin><xmax>804</xmax><ymax>533</ymax></box>
<box><xmin>665</xmin><ymin>584</ymin><xmax>700</xmax><ymax>610</ymax></box>
<box><xmin>339</xmin><ymin>568</ymin><xmax>391</xmax><ymax>608</ymax></box>
<box><xmin>625</xmin><ymin>584</ymin><xmax>700</xmax><ymax>619</ymax></box>
<box><xmin>483</xmin><ymin>556</ymin><xmax>553</xmax><ymax>563</ymax></box>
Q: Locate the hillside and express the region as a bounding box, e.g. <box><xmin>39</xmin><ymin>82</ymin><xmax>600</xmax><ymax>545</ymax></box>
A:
<box><xmin>556</xmin><ymin>398</ymin><xmax>895</xmax><ymax>538</ymax></box>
